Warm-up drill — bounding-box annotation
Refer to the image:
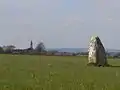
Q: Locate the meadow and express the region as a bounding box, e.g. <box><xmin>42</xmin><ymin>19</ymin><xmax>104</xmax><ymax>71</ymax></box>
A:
<box><xmin>0</xmin><ymin>55</ymin><xmax>120</xmax><ymax>90</ymax></box>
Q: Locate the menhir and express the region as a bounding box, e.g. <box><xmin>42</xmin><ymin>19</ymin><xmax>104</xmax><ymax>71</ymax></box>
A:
<box><xmin>88</xmin><ymin>36</ymin><xmax>109</xmax><ymax>67</ymax></box>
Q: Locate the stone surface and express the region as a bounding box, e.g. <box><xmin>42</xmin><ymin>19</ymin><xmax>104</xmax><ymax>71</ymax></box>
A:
<box><xmin>88</xmin><ymin>36</ymin><xmax>108</xmax><ymax>66</ymax></box>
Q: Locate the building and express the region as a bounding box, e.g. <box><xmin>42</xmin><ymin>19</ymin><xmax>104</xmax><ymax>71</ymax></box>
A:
<box><xmin>12</xmin><ymin>40</ymin><xmax>34</xmax><ymax>54</ymax></box>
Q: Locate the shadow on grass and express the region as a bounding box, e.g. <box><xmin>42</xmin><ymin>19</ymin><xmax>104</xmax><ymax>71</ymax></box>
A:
<box><xmin>108</xmin><ymin>65</ymin><xmax>120</xmax><ymax>68</ymax></box>
<box><xmin>87</xmin><ymin>63</ymin><xmax>120</xmax><ymax>68</ymax></box>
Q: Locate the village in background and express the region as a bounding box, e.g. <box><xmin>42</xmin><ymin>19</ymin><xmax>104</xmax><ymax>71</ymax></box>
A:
<box><xmin>0</xmin><ymin>40</ymin><xmax>120</xmax><ymax>58</ymax></box>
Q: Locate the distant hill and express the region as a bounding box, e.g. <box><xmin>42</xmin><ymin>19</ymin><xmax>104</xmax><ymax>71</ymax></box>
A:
<box><xmin>47</xmin><ymin>48</ymin><xmax>120</xmax><ymax>53</ymax></box>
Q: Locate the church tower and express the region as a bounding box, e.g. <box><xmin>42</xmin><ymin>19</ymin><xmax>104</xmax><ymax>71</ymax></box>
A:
<box><xmin>30</xmin><ymin>40</ymin><xmax>33</xmax><ymax>50</ymax></box>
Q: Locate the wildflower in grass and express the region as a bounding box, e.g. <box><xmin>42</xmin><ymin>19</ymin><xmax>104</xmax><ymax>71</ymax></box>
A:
<box><xmin>48</xmin><ymin>64</ymin><xmax>52</xmax><ymax>67</ymax></box>
<box><xmin>49</xmin><ymin>72</ymin><xmax>54</xmax><ymax>76</ymax></box>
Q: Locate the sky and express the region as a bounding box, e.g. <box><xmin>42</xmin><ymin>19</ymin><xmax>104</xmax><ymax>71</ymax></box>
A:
<box><xmin>0</xmin><ymin>0</ymin><xmax>120</xmax><ymax>49</ymax></box>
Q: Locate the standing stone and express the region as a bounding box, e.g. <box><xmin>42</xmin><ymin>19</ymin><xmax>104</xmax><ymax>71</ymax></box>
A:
<box><xmin>88</xmin><ymin>36</ymin><xmax>108</xmax><ymax>66</ymax></box>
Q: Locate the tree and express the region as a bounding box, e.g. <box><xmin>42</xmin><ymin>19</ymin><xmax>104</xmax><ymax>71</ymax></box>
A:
<box><xmin>0</xmin><ymin>47</ymin><xmax>4</xmax><ymax>53</ymax></box>
<box><xmin>3</xmin><ymin>45</ymin><xmax>16</xmax><ymax>53</ymax></box>
<box><xmin>35</xmin><ymin>42</ymin><xmax>46</xmax><ymax>52</ymax></box>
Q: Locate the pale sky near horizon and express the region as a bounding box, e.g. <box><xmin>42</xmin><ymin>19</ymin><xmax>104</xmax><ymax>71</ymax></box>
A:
<box><xmin>0</xmin><ymin>0</ymin><xmax>120</xmax><ymax>49</ymax></box>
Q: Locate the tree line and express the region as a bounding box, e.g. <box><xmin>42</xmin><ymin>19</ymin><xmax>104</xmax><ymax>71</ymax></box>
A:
<box><xmin>0</xmin><ymin>42</ymin><xmax>46</xmax><ymax>54</ymax></box>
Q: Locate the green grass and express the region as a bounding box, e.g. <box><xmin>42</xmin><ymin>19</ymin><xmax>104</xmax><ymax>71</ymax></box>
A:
<box><xmin>0</xmin><ymin>55</ymin><xmax>120</xmax><ymax>89</ymax></box>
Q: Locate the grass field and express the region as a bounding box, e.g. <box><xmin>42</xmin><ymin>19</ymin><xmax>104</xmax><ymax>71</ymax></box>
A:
<box><xmin>0</xmin><ymin>55</ymin><xmax>120</xmax><ymax>90</ymax></box>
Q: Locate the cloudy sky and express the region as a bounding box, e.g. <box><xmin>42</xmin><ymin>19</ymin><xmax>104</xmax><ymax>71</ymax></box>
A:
<box><xmin>0</xmin><ymin>0</ymin><xmax>120</xmax><ymax>49</ymax></box>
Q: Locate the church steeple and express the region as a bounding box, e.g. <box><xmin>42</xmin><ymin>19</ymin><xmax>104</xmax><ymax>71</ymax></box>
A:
<box><xmin>30</xmin><ymin>40</ymin><xmax>33</xmax><ymax>50</ymax></box>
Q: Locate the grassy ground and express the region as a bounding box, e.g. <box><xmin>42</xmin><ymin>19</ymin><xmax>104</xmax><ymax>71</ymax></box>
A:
<box><xmin>0</xmin><ymin>55</ymin><xmax>119</xmax><ymax>90</ymax></box>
